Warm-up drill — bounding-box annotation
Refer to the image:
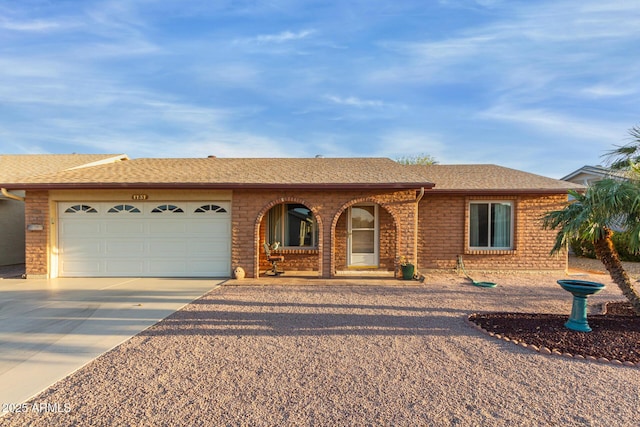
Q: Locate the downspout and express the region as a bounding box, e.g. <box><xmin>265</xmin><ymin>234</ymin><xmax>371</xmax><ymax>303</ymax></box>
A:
<box><xmin>414</xmin><ymin>187</ymin><xmax>425</xmax><ymax>272</ymax></box>
<box><xmin>1</xmin><ymin>188</ymin><xmax>25</xmax><ymax>202</ymax></box>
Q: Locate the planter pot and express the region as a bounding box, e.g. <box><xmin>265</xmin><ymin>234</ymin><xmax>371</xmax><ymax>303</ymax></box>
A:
<box><xmin>233</xmin><ymin>266</ymin><xmax>246</xmax><ymax>280</ymax></box>
<box><xmin>401</xmin><ymin>264</ymin><xmax>415</xmax><ymax>280</ymax></box>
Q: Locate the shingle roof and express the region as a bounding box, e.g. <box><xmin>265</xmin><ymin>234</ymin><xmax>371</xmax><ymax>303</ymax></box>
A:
<box><xmin>0</xmin><ymin>157</ymin><xmax>581</xmax><ymax>194</ymax></box>
<box><xmin>410</xmin><ymin>164</ymin><xmax>583</xmax><ymax>193</ymax></box>
<box><xmin>1</xmin><ymin>157</ymin><xmax>434</xmax><ymax>190</ymax></box>
<box><xmin>0</xmin><ymin>154</ymin><xmax>128</xmax><ymax>183</ymax></box>
<box><xmin>561</xmin><ymin>165</ymin><xmax>629</xmax><ymax>183</ymax></box>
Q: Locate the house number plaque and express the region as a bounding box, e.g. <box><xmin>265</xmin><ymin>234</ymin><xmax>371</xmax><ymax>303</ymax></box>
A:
<box><xmin>132</xmin><ymin>194</ymin><xmax>148</xmax><ymax>200</ymax></box>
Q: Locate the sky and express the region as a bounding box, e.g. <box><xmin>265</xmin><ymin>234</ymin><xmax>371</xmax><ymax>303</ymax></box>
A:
<box><xmin>1</xmin><ymin>1</ymin><xmax>639</xmax><ymax>179</ymax></box>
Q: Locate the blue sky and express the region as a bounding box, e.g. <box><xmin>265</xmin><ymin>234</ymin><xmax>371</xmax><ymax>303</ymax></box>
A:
<box><xmin>1</xmin><ymin>0</ymin><xmax>639</xmax><ymax>178</ymax></box>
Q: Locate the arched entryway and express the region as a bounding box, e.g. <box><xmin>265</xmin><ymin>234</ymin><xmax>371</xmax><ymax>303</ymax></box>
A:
<box><xmin>255</xmin><ymin>198</ymin><xmax>323</xmax><ymax>277</ymax></box>
<box><xmin>332</xmin><ymin>200</ymin><xmax>399</xmax><ymax>277</ymax></box>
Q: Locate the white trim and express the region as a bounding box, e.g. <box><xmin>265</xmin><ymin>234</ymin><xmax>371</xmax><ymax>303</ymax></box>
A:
<box><xmin>347</xmin><ymin>204</ymin><xmax>379</xmax><ymax>267</ymax></box>
<box><xmin>468</xmin><ymin>200</ymin><xmax>514</xmax><ymax>251</ymax></box>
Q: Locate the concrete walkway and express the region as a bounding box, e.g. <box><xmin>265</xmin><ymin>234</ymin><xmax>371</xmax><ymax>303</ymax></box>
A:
<box><xmin>0</xmin><ymin>276</ymin><xmax>223</xmax><ymax>411</ymax></box>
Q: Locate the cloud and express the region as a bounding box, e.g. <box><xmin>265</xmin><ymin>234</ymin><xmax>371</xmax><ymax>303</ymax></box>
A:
<box><xmin>192</xmin><ymin>63</ymin><xmax>261</xmax><ymax>87</ymax></box>
<box><xmin>375</xmin><ymin>131</ymin><xmax>448</xmax><ymax>160</ymax></box>
<box><xmin>236</xmin><ymin>29</ymin><xmax>315</xmax><ymax>45</ymax></box>
<box><xmin>325</xmin><ymin>95</ymin><xmax>385</xmax><ymax>108</ymax></box>
<box><xmin>581</xmin><ymin>84</ymin><xmax>639</xmax><ymax>98</ymax></box>
<box><xmin>0</xmin><ymin>18</ymin><xmax>64</xmax><ymax>32</ymax></box>
<box><xmin>371</xmin><ymin>0</ymin><xmax>640</xmax><ymax>86</ymax></box>
<box><xmin>477</xmin><ymin>104</ymin><xmax>626</xmax><ymax>143</ymax></box>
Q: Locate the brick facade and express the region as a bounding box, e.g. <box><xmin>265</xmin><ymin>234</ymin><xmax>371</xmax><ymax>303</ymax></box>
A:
<box><xmin>417</xmin><ymin>193</ymin><xmax>567</xmax><ymax>271</ymax></box>
<box><xmin>231</xmin><ymin>189</ymin><xmax>416</xmax><ymax>278</ymax></box>
<box><xmin>24</xmin><ymin>190</ymin><xmax>49</xmax><ymax>278</ymax></box>
<box><xmin>22</xmin><ymin>188</ymin><xmax>567</xmax><ymax>279</ymax></box>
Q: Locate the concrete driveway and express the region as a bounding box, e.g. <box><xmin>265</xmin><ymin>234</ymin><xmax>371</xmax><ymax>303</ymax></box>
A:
<box><xmin>0</xmin><ymin>276</ymin><xmax>223</xmax><ymax>410</ymax></box>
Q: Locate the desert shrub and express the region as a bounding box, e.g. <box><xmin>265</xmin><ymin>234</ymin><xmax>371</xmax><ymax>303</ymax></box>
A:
<box><xmin>570</xmin><ymin>233</ymin><xmax>640</xmax><ymax>262</ymax></box>
<box><xmin>612</xmin><ymin>233</ymin><xmax>640</xmax><ymax>262</ymax></box>
<box><xmin>570</xmin><ymin>239</ymin><xmax>596</xmax><ymax>259</ymax></box>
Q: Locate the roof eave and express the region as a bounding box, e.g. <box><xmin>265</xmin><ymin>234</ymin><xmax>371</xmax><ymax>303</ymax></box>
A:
<box><xmin>2</xmin><ymin>182</ymin><xmax>436</xmax><ymax>191</ymax></box>
<box><xmin>427</xmin><ymin>188</ymin><xmax>580</xmax><ymax>195</ymax></box>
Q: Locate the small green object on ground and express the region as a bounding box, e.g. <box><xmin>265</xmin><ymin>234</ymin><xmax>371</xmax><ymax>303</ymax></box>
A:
<box><xmin>456</xmin><ymin>255</ymin><xmax>497</xmax><ymax>288</ymax></box>
<box><xmin>401</xmin><ymin>264</ymin><xmax>415</xmax><ymax>280</ymax></box>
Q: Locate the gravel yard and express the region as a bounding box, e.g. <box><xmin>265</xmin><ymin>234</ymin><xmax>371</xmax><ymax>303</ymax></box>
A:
<box><xmin>1</xmin><ymin>264</ymin><xmax>639</xmax><ymax>427</ymax></box>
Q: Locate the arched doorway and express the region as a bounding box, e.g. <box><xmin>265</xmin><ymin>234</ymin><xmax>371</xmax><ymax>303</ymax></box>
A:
<box><xmin>333</xmin><ymin>201</ymin><xmax>398</xmax><ymax>276</ymax></box>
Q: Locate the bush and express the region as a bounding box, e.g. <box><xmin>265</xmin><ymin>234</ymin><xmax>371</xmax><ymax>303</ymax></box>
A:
<box><xmin>570</xmin><ymin>233</ymin><xmax>640</xmax><ymax>262</ymax></box>
<box><xmin>569</xmin><ymin>239</ymin><xmax>596</xmax><ymax>259</ymax></box>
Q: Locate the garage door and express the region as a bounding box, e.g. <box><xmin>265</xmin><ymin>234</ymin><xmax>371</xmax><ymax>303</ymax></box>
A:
<box><xmin>58</xmin><ymin>201</ymin><xmax>231</xmax><ymax>277</ymax></box>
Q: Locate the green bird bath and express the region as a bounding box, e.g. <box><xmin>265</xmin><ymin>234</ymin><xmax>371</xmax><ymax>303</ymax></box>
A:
<box><xmin>557</xmin><ymin>279</ymin><xmax>606</xmax><ymax>332</ymax></box>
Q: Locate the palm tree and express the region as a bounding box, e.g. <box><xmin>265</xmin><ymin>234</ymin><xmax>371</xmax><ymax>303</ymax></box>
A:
<box><xmin>542</xmin><ymin>178</ymin><xmax>640</xmax><ymax>315</ymax></box>
<box><xmin>606</xmin><ymin>125</ymin><xmax>640</xmax><ymax>170</ymax></box>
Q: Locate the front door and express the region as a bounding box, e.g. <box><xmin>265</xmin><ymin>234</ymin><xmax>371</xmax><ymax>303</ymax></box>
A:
<box><xmin>348</xmin><ymin>204</ymin><xmax>378</xmax><ymax>267</ymax></box>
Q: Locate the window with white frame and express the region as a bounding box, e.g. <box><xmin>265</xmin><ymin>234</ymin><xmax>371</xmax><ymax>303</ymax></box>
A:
<box><xmin>469</xmin><ymin>201</ymin><xmax>513</xmax><ymax>249</ymax></box>
<box><xmin>267</xmin><ymin>204</ymin><xmax>318</xmax><ymax>248</ymax></box>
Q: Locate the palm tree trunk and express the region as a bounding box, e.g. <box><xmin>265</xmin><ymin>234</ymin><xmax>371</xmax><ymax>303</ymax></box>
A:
<box><xmin>593</xmin><ymin>228</ymin><xmax>640</xmax><ymax>315</ymax></box>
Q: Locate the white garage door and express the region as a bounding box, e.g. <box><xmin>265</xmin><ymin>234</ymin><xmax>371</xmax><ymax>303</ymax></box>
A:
<box><xmin>58</xmin><ymin>201</ymin><xmax>231</xmax><ymax>277</ymax></box>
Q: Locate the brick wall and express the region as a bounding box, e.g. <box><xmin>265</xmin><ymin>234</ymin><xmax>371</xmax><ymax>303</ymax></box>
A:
<box><xmin>418</xmin><ymin>193</ymin><xmax>567</xmax><ymax>271</ymax></box>
<box><xmin>24</xmin><ymin>190</ymin><xmax>49</xmax><ymax>277</ymax></box>
<box><xmin>26</xmin><ymin>187</ymin><xmax>565</xmax><ymax>279</ymax></box>
<box><xmin>232</xmin><ymin>189</ymin><xmax>416</xmax><ymax>278</ymax></box>
<box><xmin>378</xmin><ymin>208</ymin><xmax>396</xmax><ymax>270</ymax></box>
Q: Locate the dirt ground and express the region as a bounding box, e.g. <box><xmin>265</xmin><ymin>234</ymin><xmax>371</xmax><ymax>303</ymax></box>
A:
<box><xmin>1</xmin><ymin>258</ymin><xmax>639</xmax><ymax>426</ymax></box>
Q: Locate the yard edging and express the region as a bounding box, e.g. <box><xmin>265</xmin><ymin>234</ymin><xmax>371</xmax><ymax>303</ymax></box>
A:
<box><xmin>465</xmin><ymin>314</ymin><xmax>639</xmax><ymax>368</ymax></box>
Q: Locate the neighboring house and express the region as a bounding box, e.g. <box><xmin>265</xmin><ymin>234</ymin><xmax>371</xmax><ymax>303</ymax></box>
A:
<box><xmin>0</xmin><ymin>154</ymin><xmax>129</xmax><ymax>266</ymax></box>
<box><xmin>562</xmin><ymin>165</ymin><xmax>629</xmax><ymax>233</ymax></box>
<box><xmin>561</xmin><ymin>165</ymin><xmax>628</xmax><ymax>186</ymax></box>
<box><xmin>0</xmin><ymin>157</ymin><xmax>582</xmax><ymax>279</ymax></box>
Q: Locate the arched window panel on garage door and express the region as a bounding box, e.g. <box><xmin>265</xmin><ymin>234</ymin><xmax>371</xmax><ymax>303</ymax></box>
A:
<box><xmin>108</xmin><ymin>204</ymin><xmax>141</xmax><ymax>213</ymax></box>
<box><xmin>151</xmin><ymin>204</ymin><xmax>184</xmax><ymax>213</ymax></box>
<box><xmin>194</xmin><ymin>204</ymin><xmax>227</xmax><ymax>213</ymax></box>
<box><xmin>64</xmin><ymin>204</ymin><xmax>98</xmax><ymax>214</ymax></box>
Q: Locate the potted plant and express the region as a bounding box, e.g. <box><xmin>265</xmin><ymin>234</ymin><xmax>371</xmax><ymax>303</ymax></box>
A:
<box><xmin>398</xmin><ymin>256</ymin><xmax>415</xmax><ymax>280</ymax></box>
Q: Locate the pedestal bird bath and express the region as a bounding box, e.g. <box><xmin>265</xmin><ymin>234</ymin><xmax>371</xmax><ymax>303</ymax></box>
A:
<box><xmin>557</xmin><ymin>279</ymin><xmax>606</xmax><ymax>332</ymax></box>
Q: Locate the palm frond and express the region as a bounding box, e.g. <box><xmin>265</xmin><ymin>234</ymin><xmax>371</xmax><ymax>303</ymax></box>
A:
<box><xmin>604</xmin><ymin>125</ymin><xmax>640</xmax><ymax>170</ymax></box>
<box><xmin>542</xmin><ymin>177</ymin><xmax>640</xmax><ymax>254</ymax></box>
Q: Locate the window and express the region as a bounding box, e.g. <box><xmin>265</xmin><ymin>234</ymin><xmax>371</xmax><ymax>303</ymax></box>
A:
<box><xmin>195</xmin><ymin>204</ymin><xmax>227</xmax><ymax>213</ymax></box>
<box><xmin>267</xmin><ymin>204</ymin><xmax>317</xmax><ymax>248</ymax></box>
<box><xmin>64</xmin><ymin>204</ymin><xmax>97</xmax><ymax>213</ymax></box>
<box><xmin>469</xmin><ymin>201</ymin><xmax>513</xmax><ymax>249</ymax></box>
<box><xmin>151</xmin><ymin>204</ymin><xmax>184</xmax><ymax>213</ymax></box>
<box><xmin>108</xmin><ymin>204</ymin><xmax>141</xmax><ymax>213</ymax></box>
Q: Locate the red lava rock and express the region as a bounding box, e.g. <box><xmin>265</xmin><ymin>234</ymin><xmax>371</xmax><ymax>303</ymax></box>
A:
<box><xmin>467</xmin><ymin>302</ymin><xmax>640</xmax><ymax>365</ymax></box>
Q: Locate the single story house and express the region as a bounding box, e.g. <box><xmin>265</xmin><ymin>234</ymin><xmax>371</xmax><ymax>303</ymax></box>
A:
<box><xmin>0</xmin><ymin>156</ymin><xmax>582</xmax><ymax>279</ymax></box>
<box><xmin>0</xmin><ymin>154</ymin><xmax>128</xmax><ymax>266</ymax></box>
